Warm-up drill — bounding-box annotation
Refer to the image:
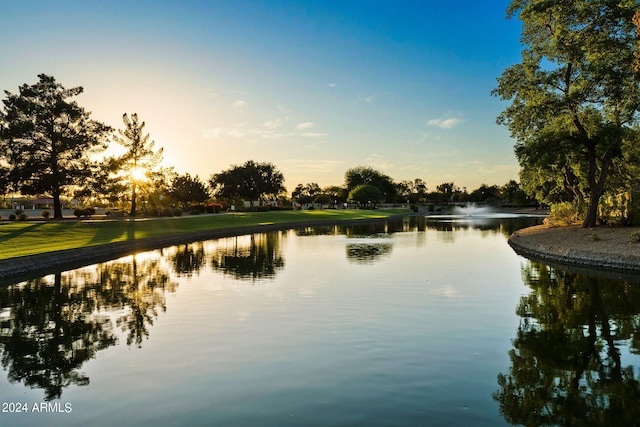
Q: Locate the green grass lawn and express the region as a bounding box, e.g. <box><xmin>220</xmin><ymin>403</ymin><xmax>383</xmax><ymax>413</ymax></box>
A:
<box><xmin>0</xmin><ymin>209</ymin><xmax>407</xmax><ymax>260</ymax></box>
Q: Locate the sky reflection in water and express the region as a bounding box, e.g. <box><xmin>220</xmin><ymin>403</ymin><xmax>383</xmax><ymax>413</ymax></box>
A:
<box><xmin>1</xmin><ymin>216</ymin><xmax>639</xmax><ymax>427</ymax></box>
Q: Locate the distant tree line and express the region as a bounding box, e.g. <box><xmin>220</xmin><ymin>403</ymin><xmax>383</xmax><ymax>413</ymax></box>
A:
<box><xmin>0</xmin><ymin>74</ymin><xmax>532</xmax><ymax>219</ymax></box>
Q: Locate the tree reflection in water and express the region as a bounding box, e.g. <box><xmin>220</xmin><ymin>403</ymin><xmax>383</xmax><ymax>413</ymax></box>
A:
<box><xmin>345</xmin><ymin>242</ymin><xmax>393</xmax><ymax>263</ymax></box>
<box><xmin>210</xmin><ymin>232</ymin><xmax>285</xmax><ymax>281</ymax></box>
<box><xmin>495</xmin><ymin>262</ymin><xmax>640</xmax><ymax>426</ymax></box>
<box><xmin>0</xmin><ymin>254</ymin><xmax>176</xmax><ymax>400</ymax></box>
<box><xmin>171</xmin><ymin>243</ymin><xmax>206</xmax><ymax>277</ymax></box>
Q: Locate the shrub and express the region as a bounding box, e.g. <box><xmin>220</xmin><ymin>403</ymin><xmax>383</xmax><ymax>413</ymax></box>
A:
<box><xmin>272</xmin><ymin>205</ymin><xmax>293</xmax><ymax>211</ymax></box>
<box><xmin>18</xmin><ymin>213</ymin><xmax>28</xmax><ymax>221</ymax></box>
<box><xmin>598</xmin><ymin>193</ymin><xmax>632</xmax><ymax>226</ymax></box>
<box><xmin>174</xmin><ymin>208</ymin><xmax>183</xmax><ymax>216</ymax></box>
<box><xmin>205</xmin><ymin>203</ymin><xmax>223</xmax><ymax>213</ymax></box>
<box><xmin>41</xmin><ymin>210</ymin><xmax>51</xmax><ymax>219</ymax></box>
<box><xmin>188</xmin><ymin>204</ymin><xmax>206</xmax><ymax>214</ymax></box>
<box><xmin>74</xmin><ymin>208</ymin><xmax>96</xmax><ymax>217</ymax></box>
<box><xmin>550</xmin><ymin>202</ymin><xmax>580</xmax><ymax>225</ymax></box>
<box><xmin>9</xmin><ymin>214</ymin><xmax>16</xmax><ymax>221</ymax></box>
<box><xmin>161</xmin><ymin>207</ymin><xmax>174</xmax><ymax>217</ymax></box>
<box><xmin>629</xmin><ymin>230</ymin><xmax>640</xmax><ymax>243</ymax></box>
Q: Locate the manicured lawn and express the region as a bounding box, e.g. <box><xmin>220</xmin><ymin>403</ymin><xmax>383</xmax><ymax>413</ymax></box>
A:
<box><xmin>0</xmin><ymin>209</ymin><xmax>407</xmax><ymax>260</ymax></box>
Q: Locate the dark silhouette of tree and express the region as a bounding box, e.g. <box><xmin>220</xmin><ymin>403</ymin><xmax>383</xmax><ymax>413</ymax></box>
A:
<box><xmin>346</xmin><ymin>242</ymin><xmax>392</xmax><ymax>263</ymax></box>
<box><xmin>210</xmin><ymin>160</ymin><xmax>284</xmax><ymax>210</ymax></box>
<box><xmin>292</xmin><ymin>182</ymin><xmax>321</xmax><ymax>205</ymax></box>
<box><xmin>0</xmin><ymin>161</ymin><xmax>9</xmax><ymax>196</ymax></box>
<box><xmin>493</xmin><ymin>1</ymin><xmax>640</xmax><ymax>227</ymax></box>
<box><xmin>348</xmin><ymin>184</ymin><xmax>383</xmax><ymax>207</ymax></box>
<box><xmin>169</xmin><ymin>173</ymin><xmax>210</xmax><ymax>209</ymax></box>
<box><xmin>0</xmin><ymin>273</ymin><xmax>116</xmax><ymax>400</ymax></box>
<box><xmin>0</xmin><ymin>255</ymin><xmax>176</xmax><ymax>400</ymax></box>
<box><xmin>313</xmin><ymin>193</ymin><xmax>331</xmax><ymax>205</ymax></box>
<box><xmin>210</xmin><ymin>232</ymin><xmax>284</xmax><ymax>280</ymax></box>
<box><xmin>0</xmin><ymin>74</ymin><xmax>112</xmax><ymax>218</ymax></box>
<box><xmin>77</xmin><ymin>155</ymin><xmax>128</xmax><ymax>207</ymax></box>
<box><xmin>113</xmin><ymin>113</ymin><xmax>163</xmax><ymax>216</ymax></box>
<box><xmin>468</xmin><ymin>184</ymin><xmax>500</xmax><ymax>204</ymax></box>
<box><xmin>495</xmin><ymin>262</ymin><xmax>640</xmax><ymax>426</ymax></box>
<box><xmin>323</xmin><ymin>185</ymin><xmax>348</xmax><ymax>205</ymax></box>
<box><xmin>171</xmin><ymin>243</ymin><xmax>206</xmax><ymax>277</ymax></box>
<box><xmin>435</xmin><ymin>182</ymin><xmax>460</xmax><ymax>204</ymax></box>
<box><xmin>97</xmin><ymin>255</ymin><xmax>175</xmax><ymax>347</ymax></box>
<box><xmin>501</xmin><ymin>180</ymin><xmax>530</xmax><ymax>207</ymax></box>
<box><xmin>344</xmin><ymin>166</ymin><xmax>396</xmax><ymax>202</ymax></box>
<box><xmin>397</xmin><ymin>178</ymin><xmax>427</xmax><ymax>203</ymax></box>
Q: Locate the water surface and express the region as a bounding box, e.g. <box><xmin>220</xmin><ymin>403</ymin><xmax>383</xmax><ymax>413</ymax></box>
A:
<box><xmin>1</xmin><ymin>216</ymin><xmax>639</xmax><ymax>426</ymax></box>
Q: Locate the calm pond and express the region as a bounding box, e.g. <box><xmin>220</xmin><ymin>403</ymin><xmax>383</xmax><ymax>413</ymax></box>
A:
<box><xmin>1</xmin><ymin>215</ymin><xmax>640</xmax><ymax>426</ymax></box>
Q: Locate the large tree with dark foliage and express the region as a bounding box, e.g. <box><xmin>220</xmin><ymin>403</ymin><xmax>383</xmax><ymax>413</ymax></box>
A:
<box><xmin>210</xmin><ymin>160</ymin><xmax>284</xmax><ymax>209</ymax></box>
<box><xmin>0</xmin><ymin>74</ymin><xmax>111</xmax><ymax>218</ymax></box>
<box><xmin>493</xmin><ymin>0</ymin><xmax>640</xmax><ymax>227</ymax></box>
<box><xmin>169</xmin><ymin>173</ymin><xmax>210</xmax><ymax>208</ymax></box>
<box><xmin>344</xmin><ymin>166</ymin><xmax>396</xmax><ymax>202</ymax></box>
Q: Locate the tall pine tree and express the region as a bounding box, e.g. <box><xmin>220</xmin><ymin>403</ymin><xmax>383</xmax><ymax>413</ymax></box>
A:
<box><xmin>0</xmin><ymin>74</ymin><xmax>111</xmax><ymax>218</ymax></box>
<box><xmin>113</xmin><ymin>113</ymin><xmax>163</xmax><ymax>216</ymax></box>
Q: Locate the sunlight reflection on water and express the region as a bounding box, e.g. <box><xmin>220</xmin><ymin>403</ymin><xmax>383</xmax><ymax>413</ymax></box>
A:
<box><xmin>3</xmin><ymin>216</ymin><xmax>638</xmax><ymax>426</ymax></box>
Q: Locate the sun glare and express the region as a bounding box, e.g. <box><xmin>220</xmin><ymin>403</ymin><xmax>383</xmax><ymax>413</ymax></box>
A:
<box><xmin>131</xmin><ymin>167</ymin><xmax>147</xmax><ymax>182</ymax></box>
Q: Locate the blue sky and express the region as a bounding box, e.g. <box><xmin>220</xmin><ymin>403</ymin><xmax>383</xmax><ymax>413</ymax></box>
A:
<box><xmin>1</xmin><ymin>0</ymin><xmax>523</xmax><ymax>191</ymax></box>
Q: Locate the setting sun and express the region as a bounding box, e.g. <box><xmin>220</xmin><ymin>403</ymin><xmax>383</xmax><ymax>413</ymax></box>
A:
<box><xmin>130</xmin><ymin>166</ymin><xmax>147</xmax><ymax>182</ymax></box>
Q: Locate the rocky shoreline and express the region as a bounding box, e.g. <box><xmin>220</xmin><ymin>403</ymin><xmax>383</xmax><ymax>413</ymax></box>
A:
<box><xmin>0</xmin><ymin>217</ymin><xmax>395</xmax><ymax>285</ymax></box>
<box><xmin>508</xmin><ymin>224</ymin><xmax>640</xmax><ymax>278</ymax></box>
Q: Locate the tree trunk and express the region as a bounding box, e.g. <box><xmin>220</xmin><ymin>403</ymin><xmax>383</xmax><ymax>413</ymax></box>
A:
<box><xmin>130</xmin><ymin>182</ymin><xmax>137</xmax><ymax>217</ymax></box>
<box><xmin>582</xmin><ymin>144</ymin><xmax>612</xmax><ymax>228</ymax></box>
<box><xmin>52</xmin><ymin>190</ymin><xmax>63</xmax><ymax>219</ymax></box>
<box><xmin>583</xmin><ymin>143</ymin><xmax>601</xmax><ymax>228</ymax></box>
<box><xmin>583</xmin><ymin>194</ymin><xmax>599</xmax><ymax>228</ymax></box>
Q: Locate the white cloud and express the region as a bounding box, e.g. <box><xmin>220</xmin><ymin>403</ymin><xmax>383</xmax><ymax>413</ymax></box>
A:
<box><xmin>232</xmin><ymin>100</ymin><xmax>247</xmax><ymax>111</ymax></box>
<box><xmin>277</xmin><ymin>105</ymin><xmax>293</xmax><ymax>117</ymax></box>
<box><xmin>263</xmin><ymin>118</ymin><xmax>284</xmax><ymax>129</ymax></box>
<box><xmin>365</xmin><ymin>153</ymin><xmax>394</xmax><ymax>170</ymax></box>
<box><xmin>328</xmin><ymin>83</ymin><xmax>336</xmax><ymax>88</ymax></box>
<box><xmin>260</xmin><ymin>132</ymin><xmax>287</xmax><ymax>140</ymax></box>
<box><xmin>202</xmin><ymin>127</ymin><xmax>223</xmax><ymax>139</ymax></box>
<box><xmin>227</xmin><ymin>128</ymin><xmax>247</xmax><ymax>138</ymax></box>
<box><xmin>280</xmin><ymin>159</ymin><xmax>345</xmax><ymax>173</ymax></box>
<box><xmin>296</xmin><ymin>122</ymin><xmax>314</xmax><ymax>130</ymax></box>
<box><xmin>361</xmin><ymin>95</ymin><xmax>374</xmax><ymax>104</ymax></box>
<box><xmin>427</xmin><ymin>117</ymin><xmax>463</xmax><ymax>129</ymax></box>
<box><xmin>201</xmin><ymin>110</ymin><xmax>326</xmax><ymax>142</ymax></box>
<box><xmin>300</xmin><ymin>132</ymin><xmax>327</xmax><ymax>138</ymax></box>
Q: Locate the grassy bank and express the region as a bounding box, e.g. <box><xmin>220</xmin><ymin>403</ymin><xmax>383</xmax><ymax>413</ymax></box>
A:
<box><xmin>0</xmin><ymin>209</ymin><xmax>407</xmax><ymax>260</ymax></box>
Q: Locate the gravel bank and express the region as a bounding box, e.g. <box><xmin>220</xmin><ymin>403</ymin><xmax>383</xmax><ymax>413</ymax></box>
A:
<box><xmin>508</xmin><ymin>224</ymin><xmax>640</xmax><ymax>276</ymax></box>
<box><xmin>0</xmin><ymin>217</ymin><xmax>395</xmax><ymax>285</ymax></box>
